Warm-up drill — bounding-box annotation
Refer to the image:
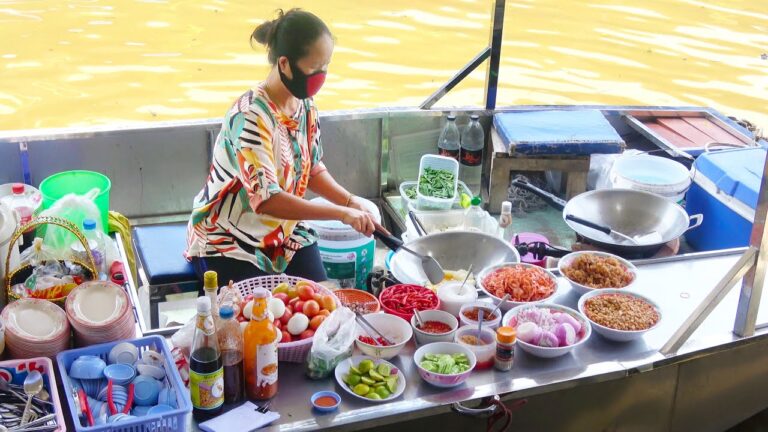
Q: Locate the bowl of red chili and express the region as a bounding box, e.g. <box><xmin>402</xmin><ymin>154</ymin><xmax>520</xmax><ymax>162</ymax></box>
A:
<box><xmin>379</xmin><ymin>284</ymin><xmax>440</xmax><ymax>321</ymax></box>
<box><xmin>355</xmin><ymin>312</ymin><xmax>413</xmax><ymax>360</ymax></box>
<box><xmin>410</xmin><ymin>309</ymin><xmax>459</xmax><ymax>345</ymax></box>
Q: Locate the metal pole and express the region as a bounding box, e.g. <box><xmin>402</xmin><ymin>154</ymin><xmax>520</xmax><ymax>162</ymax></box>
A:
<box><xmin>733</xmin><ymin>151</ymin><xmax>768</xmax><ymax>336</ymax></box>
<box><xmin>484</xmin><ymin>0</ymin><xmax>506</xmax><ymax>110</ymax></box>
<box><xmin>420</xmin><ymin>48</ymin><xmax>491</xmax><ymax>110</ymax></box>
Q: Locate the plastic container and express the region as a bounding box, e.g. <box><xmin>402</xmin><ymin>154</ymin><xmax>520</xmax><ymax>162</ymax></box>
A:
<box><xmin>3</xmin><ymin>183</ymin><xmax>34</xmax><ymax>227</ymax></box>
<box><xmin>416</xmin><ymin>155</ymin><xmax>460</xmax><ymax>210</ymax></box>
<box><xmin>40</xmin><ymin>170</ymin><xmax>111</xmax><ymax>233</ymax></box>
<box><xmin>459</xmin><ymin>301</ymin><xmax>501</xmax><ymax>330</ymax></box>
<box><xmin>217</xmin><ymin>305</ymin><xmax>244</xmax><ymax>404</ymax></box>
<box><xmin>402</xmin><ymin>203</ymin><xmax>499</xmax><ymax>241</ymax></box>
<box><xmin>56</xmin><ymin>336</ymin><xmax>192</xmax><ymax>432</ymax></box>
<box><xmin>0</xmin><ymin>183</ymin><xmax>42</xmax><ymax>215</ymax></box>
<box><xmin>0</xmin><ymin>357</ymin><xmax>66</xmax><ymax>431</ymax></box>
<box><xmin>0</xmin><ymin>201</ymin><xmax>20</xmax><ymax>302</ymax></box>
<box><xmin>307</xmin><ymin>197</ymin><xmax>380</xmax><ymax>289</ymax></box>
<box><xmin>81</xmin><ymin>218</ymin><xmax>107</xmax><ymax>279</ymax></box>
<box><xmin>463</xmin><ymin>196</ymin><xmax>485</xmax><ymax>231</ymax></box>
<box><xmin>410</xmin><ymin>309</ymin><xmax>459</xmax><ymax>346</ymax></box>
<box><xmin>437</xmin><ymin>115</ymin><xmax>460</xmax><ymax>160</ymax></box>
<box><xmin>610</xmin><ymin>154</ymin><xmax>691</xmax><ymax>203</ymax></box>
<box><xmin>437</xmin><ymin>281</ymin><xmax>478</xmax><ymax>317</ymax></box>
<box><xmin>685</xmin><ymin>148</ymin><xmax>762</xmax><ymax>251</ymax></box>
<box><xmin>454</xmin><ymin>326</ymin><xmax>496</xmax><ymax>370</ymax></box>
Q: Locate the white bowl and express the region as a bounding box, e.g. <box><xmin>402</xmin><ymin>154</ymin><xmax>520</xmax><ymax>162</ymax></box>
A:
<box><xmin>458</xmin><ymin>301</ymin><xmax>501</xmax><ymax>329</ymax></box>
<box><xmin>558</xmin><ymin>251</ymin><xmax>638</xmax><ymax>296</ymax></box>
<box><xmin>454</xmin><ymin>326</ymin><xmax>496</xmax><ymax>369</ymax></box>
<box><xmin>503</xmin><ymin>303</ymin><xmax>591</xmax><ymax>358</ymax></box>
<box><xmin>410</xmin><ymin>310</ymin><xmax>459</xmax><ymax>345</ymax></box>
<box><xmin>437</xmin><ymin>281</ymin><xmax>478</xmax><ymax>317</ymax></box>
<box><xmin>108</xmin><ymin>342</ymin><xmax>139</xmax><ymax>365</ymax></box>
<box><xmin>137</xmin><ymin>364</ymin><xmax>165</xmax><ymax>380</ymax></box>
<box><xmin>578</xmin><ymin>289</ymin><xmax>661</xmax><ymax>342</ymax></box>
<box><xmin>478</xmin><ymin>263</ymin><xmax>559</xmax><ymax>311</ymax></box>
<box><xmin>334</xmin><ymin>355</ymin><xmax>406</xmax><ymax>403</ymax></box>
<box><xmin>355</xmin><ymin>313</ymin><xmax>413</xmax><ymax>360</ymax></box>
<box><xmin>413</xmin><ymin>342</ymin><xmax>476</xmax><ymax>388</ymax></box>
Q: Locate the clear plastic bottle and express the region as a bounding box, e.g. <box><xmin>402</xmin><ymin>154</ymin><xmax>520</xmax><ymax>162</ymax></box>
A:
<box><xmin>463</xmin><ymin>196</ymin><xmax>485</xmax><ymax>232</ymax></box>
<box><xmin>82</xmin><ymin>218</ymin><xmax>107</xmax><ymax>279</ymax></box>
<box><xmin>190</xmin><ymin>296</ymin><xmax>224</xmax><ymax>421</ymax></box>
<box><xmin>460</xmin><ymin>115</ymin><xmax>485</xmax><ymax>195</ymax></box>
<box><xmin>499</xmin><ymin>201</ymin><xmax>514</xmax><ymax>242</ymax></box>
<box><xmin>437</xmin><ymin>115</ymin><xmax>460</xmax><ymax>160</ymax></box>
<box><xmin>217</xmin><ymin>304</ymin><xmax>244</xmax><ymax>404</ymax></box>
<box><xmin>3</xmin><ymin>184</ymin><xmax>35</xmax><ymax>247</ymax></box>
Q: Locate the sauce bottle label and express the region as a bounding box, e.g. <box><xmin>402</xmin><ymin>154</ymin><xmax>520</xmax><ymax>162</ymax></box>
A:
<box><xmin>256</xmin><ymin>341</ymin><xmax>278</xmax><ymax>388</ymax></box>
<box><xmin>190</xmin><ymin>368</ymin><xmax>224</xmax><ymax>410</ymax></box>
<box><xmin>460</xmin><ymin>149</ymin><xmax>483</xmax><ymax>166</ymax></box>
<box><xmin>197</xmin><ymin>315</ymin><xmax>215</xmax><ymax>336</ymax></box>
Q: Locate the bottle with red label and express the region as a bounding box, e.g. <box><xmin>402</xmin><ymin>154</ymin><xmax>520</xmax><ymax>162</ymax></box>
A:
<box><xmin>460</xmin><ymin>114</ymin><xmax>485</xmax><ymax>195</ymax></box>
<box><xmin>243</xmin><ymin>288</ymin><xmax>278</xmax><ymax>400</ymax></box>
<box><xmin>437</xmin><ymin>115</ymin><xmax>461</xmax><ymax>160</ymax></box>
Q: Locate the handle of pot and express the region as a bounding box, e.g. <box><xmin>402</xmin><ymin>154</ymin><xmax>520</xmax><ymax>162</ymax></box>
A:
<box><xmin>511</xmin><ymin>178</ymin><xmax>567</xmax><ymax>211</ymax></box>
<box><xmin>684</xmin><ymin>214</ymin><xmax>704</xmax><ymax>233</ymax></box>
<box><xmin>565</xmin><ymin>214</ymin><xmax>612</xmax><ymax>235</ymax></box>
<box><xmin>452</xmin><ymin>395</ymin><xmax>501</xmax><ymax>417</ymax></box>
<box><xmin>374</xmin><ymin>229</ymin><xmax>404</xmax><ymax>252</ymax></box>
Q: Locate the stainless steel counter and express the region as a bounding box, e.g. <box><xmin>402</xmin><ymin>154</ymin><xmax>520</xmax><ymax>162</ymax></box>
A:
<box><xmin>184</xmin><ymin>248</ymin><xmax>768</xmax><ymax>431</ymax></box>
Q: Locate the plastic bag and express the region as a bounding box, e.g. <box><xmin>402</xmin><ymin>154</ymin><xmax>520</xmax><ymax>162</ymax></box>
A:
<box><xmin>171</xmin><ymin>318</ymin><xmax>196</xmax><ymax>361</ymax></box>
<box><xmin>40</xmin><ymin>189</ymin><xmax>102</xmax><ymax>256</ymax></box>
<box><xmin>19</xmin><ymin>238</ymin><xmax>59</xmax><ymax>267</ymax></box>
<box><xmin>306</xmin><ymin>307</ymin><xmax>357</xmax><ymax>379</ymax></box>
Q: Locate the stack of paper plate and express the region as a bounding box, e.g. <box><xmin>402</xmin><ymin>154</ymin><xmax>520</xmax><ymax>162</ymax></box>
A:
<box><xmin>66</xmin><ymin>281</ymin><xmax>136</xmax><ymax>346</ymax></box>
<box><xmin>1</xmin><ymin>298</ymin><xmax>70</xmax><ymax>359</ymax></box>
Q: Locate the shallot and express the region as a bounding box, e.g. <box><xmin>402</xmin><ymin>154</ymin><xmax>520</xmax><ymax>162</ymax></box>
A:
<box><xmin>554</xmin><ymin>323</ymin><xmax>577</xmax><ymax>347</ymax></box>
<box><xmin>510</xmin><ymin>306</ymin><xmax>584</xmax><ymax>348</ymax></box>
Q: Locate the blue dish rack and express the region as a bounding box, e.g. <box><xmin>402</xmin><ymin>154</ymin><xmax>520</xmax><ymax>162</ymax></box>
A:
<box><xmin>56</xmin><ymin>335</ymin><xmax>191</xmax><ymax>432</ymax></box>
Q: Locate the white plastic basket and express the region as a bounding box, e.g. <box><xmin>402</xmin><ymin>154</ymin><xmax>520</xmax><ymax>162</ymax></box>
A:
<box><xmin>232</xmin><ymin>275</ymin><xmax>341</xmax><ymax>363</ymax></box>
<box><xmin>416</xmin><ymin>155</ymin><xmax>460</xmax><ymax>210</ymax></box>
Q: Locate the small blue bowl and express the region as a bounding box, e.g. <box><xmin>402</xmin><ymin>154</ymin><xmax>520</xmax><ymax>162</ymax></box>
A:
<box><xmin>311</xmin><ymin>391</ymin><xmax>340</xmax><ymax>413</ymax></box>
<box><xmin>104</xmin><ymin>364</ymin><xmax>136</xmax><ymax>386</ymax></box>
<box><xmin>131</xmin><ymin>406</ymin><xmax>152</xmax><ymax>417</ymax></box>
<box><xmin>147</xmin><ymin>404</ymin><xmax>175</xmax><ymax>415</ymax></box>
<box><xmin>70</xmin><ymin>356</ymin><xmax>107</xmax><ymax>380</ymax></box>
<box><xmin>157</xmin><ymin>388</ymin><xmax>177</xmax><ymax>408</ymax></box>
<box><xmin>132</xmin><ymin>376</ymin><xmax>161</xmax><ymax>406</ymax></box>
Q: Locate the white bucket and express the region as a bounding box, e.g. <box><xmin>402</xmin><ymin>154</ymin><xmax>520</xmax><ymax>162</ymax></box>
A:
<box><xmin>610</xmin><ymin>154</ymin><xmax>691</xmax><ymax>203</ymax></box>
<box><xmin>0</xmin><ymin>202</ymin><xmax>20</xmax><ymax>307</ymax></box>
<box><xmin>307</xmin><ymin>197</ymin><xmax>381</xmax><ymax>289</ymax></box>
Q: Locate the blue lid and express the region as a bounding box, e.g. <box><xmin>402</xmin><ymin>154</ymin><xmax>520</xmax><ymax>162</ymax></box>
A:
<box><xmin>219</xmin><ymin>305</ymin><xmax>234</xmax><ymax>319</ymax></box>
<box><xmin>83</xmin><ymin>218</ymin><xmax>97</xmax><ymax>231</ymax></box>
<box><xmin>694</xmin><ymin>148</ymin><xmax>764</xmax><ymax>211</ymax></box>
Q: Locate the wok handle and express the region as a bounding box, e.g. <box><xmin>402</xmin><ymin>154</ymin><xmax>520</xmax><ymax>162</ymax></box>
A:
<box><xmin>565</xmin><ymin>214</ymin><xmax>612</xmax><ymax>235</ymax></box>
<box><xmin>374</xmin><ymin>229</ymin><xmax>404</xmax><ymax>252</ymax></box>
<box><xmin>684</xmin><ymin>214</ymin><xmax>704</xmax><ymax>233</ymax></box>
<box><xmin>511</xmin><ymin>178</ymin><xmax>567</xmax><ymax>211</ymax></box>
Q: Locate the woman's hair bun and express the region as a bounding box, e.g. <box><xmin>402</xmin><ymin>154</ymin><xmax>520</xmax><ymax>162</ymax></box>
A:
<box><xmin>251</xmin><ymin>9</ymin><xmax>284</xmax><ymax>46</ymax></box>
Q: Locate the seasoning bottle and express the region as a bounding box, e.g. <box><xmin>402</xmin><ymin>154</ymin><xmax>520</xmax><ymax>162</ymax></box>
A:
<box><xmin>217</xmin><ymin>304</ymin><xmax>244</xmax><ymax>404</ymax></box>
<box><xmin>243</xmin><ymin>288</ymin><xmax>278</xmax><ymax>400</ymax></box>
<box><xmin>499</xmin><ymin>201</ymin><xmax>514</xmax><ymax>242</ymax></box>
<box><xmin>203</xmin><ymin>271</ymin><xmax>220</xmax><ymax>327</ymax></box>
<box><xmin>190</xmin><ymin>296</ymin><xmax>224</xmax><ymax>421</ymax></box>
<box><xmin>494</xmin><ymin>326</ymin><xmax>516</xmax><ymax>371</ymax></box>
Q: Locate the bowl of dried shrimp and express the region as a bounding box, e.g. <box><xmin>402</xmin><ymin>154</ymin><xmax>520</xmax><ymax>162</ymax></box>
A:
<box><xmin>558</xmin><ymin>251</ymin><xmax>637</xmax><ymax>296</ymax></box>
<box><xmin>477</xmin><ymin>263</ymin><xmax>558</xmax><ymax>311</ymax></box>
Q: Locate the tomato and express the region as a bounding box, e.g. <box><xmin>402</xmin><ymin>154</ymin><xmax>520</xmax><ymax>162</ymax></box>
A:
<box><xmin>273</xmin><ymin>292</ymin><xmax>289</xmax><ymax>305</ymax></box>
<box><xmin>294</xmin><ymin>300</ymin><xmax>305</xmax><ymax>314</ymax></box>
<box><xmin>321</xmin><ymin>295</ymin><xmax>336</xmax><ymax>312</ymax></box>
<box><xmin>289</xmin><ymin>296</ymin><xmax>300</xmax><ymax>306</ymax></box>
<box><xmin>309</xmin><ymin>315</ymin><xmax>325</xmax><ymax>330</ymax></box>
<box><xmin>303</xmin><ymin>300</ymin><xmax>320</xmax><ymax>318</ymax></box>
<box><xmin>299</xmin><ymin>329</ymin><xmax>315</xmax><ymax>340</ymax></box>
<box><xmin>287</xmin><ymin>285</ymin><xmax>299</xmax><ymax>299</ymax></box>
<box><xmin>273</xmin><ymin>319</ymin><xmax>282</xmax><ymax>330</ymax></box>
<box><xmin>298</xmin><ymin>285</ymin><xmax>315</xmax><ymax>301</ymax></box>
<box><xmin>317</xmin><ymin>309</ymin><xmax>331</xmax><ymax>318</ymax></box>
<box><xmin>236</xmin><ymin>315</ymin><xmax>247</xmax><ymax>323</ymax></box>
<box><xmin>280</xmin><ymin>330</ymin><xmax>292</xmax><ymax>343</ymax></box>
<box><xmin>279</xmin><ymin>309</ymin><xmax>293</xmax><ymax>325</ymax></box>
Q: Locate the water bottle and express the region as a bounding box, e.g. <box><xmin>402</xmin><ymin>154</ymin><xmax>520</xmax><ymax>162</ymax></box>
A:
<box><xmin>463</xmin><ymin>196</ymin><xmax>485</xmax><ymax>232</ymax></box>
<box><xmin>2</xmin><ymin>184</ymin><xmax>35</xmax><ymax>247</ymax></box>
<box><xmin>460</xmin><ymin>115</ymin><xmax>485</xmax><ymax>195</ymax></box>
<box><xmin>82</xmin><ymin>218</ymin><xmax>107</xmax><ymax>279</ymax></box>
<box><xmin>437</xmin><ymin>115</ymin><xmax>460</xmax><ymax>160</ymax></box>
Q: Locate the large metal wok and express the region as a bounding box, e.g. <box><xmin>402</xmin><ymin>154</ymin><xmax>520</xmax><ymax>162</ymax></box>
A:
<box><xmin>512</xmin><ymin>179</ymin><xmax>703</xmax><ymax>256</ymax></box>
<box><xmin>389</xmin><ymin>231</ymin><xmax>521</xmax><ymax>285</ymax></box>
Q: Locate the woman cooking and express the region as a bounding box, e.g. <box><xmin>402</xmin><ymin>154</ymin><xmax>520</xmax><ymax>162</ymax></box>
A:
<box><xmin>186</xmin><ymin>9</ymin><xmax>381</xmax><ymax>285</ymax></box>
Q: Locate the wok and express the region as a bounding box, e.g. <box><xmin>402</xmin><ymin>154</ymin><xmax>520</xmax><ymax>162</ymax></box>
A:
<box><xmin>512</xmin><ymin>179</ymin><xmax>703</xmax><ymax>256</ymax></box>
<box><xmin>389</xmin><ymin>231</ymin><xmax>521</xmax><ymax>285</ymax></box>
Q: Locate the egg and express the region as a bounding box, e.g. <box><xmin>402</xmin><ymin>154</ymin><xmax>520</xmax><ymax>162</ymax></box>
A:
<box><xmin>286</xmin><ymin>313</ymin><xmax>310</xmax><ymax>336</ymax></box>
<box><xmin>242</xmin><ymin>300</ymin><xmax>255</xmax><ymax>320</ymax></box>
<box><xmin>268</xmin><ymin>298</ymin><xmax>285</xmax><ymax>320</ymax></box>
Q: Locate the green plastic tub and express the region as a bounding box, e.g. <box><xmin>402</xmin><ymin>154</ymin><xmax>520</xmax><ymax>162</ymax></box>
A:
<box><xmin>39</xmin><ymin>170</ymin><xmax>111</xmax><ymax>232</ymax></box>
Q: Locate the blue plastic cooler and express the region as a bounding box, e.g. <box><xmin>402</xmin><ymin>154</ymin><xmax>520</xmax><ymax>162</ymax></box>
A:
<box><xmin>685</xmin><ymin>147</ymin><xmax>764</xmax><ymax>251</ymax></box>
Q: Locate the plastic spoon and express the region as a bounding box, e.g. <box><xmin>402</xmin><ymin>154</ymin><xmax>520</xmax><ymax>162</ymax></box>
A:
<box><xmin>458</xmin><ymin>264</ymin><xmax>474</xmax><ymax>295</ymax></box>
<box><xmin>20</xmin><ymin>372</ymin><xmax>42</xmax><ymax>426</ymax></box>
<box><xmin>477</xmin><ymin>309</ymin><xmax>484</xmax><ymax>334</ymax></box>
<box><xmin>413</xmin><ymin>309</ymin><xmax>425</xmax><ymax>328</ymax></box>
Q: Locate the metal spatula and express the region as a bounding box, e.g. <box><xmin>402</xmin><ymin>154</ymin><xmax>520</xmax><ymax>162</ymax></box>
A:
<box><xmin>565</xmin><ymin>214</ymin><xmax>663</xmax><ymax>245</ymax></box>
<box><xmin>374</xmin><ymin>230</ymin><xmax>445</xmax><ymax>285</ymax></box>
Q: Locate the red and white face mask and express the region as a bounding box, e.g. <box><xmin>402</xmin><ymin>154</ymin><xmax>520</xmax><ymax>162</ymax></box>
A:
<box><xmin>279</xmin><ymin>59</ymin><xmax>326</xmax><ymax>99</ymax></box>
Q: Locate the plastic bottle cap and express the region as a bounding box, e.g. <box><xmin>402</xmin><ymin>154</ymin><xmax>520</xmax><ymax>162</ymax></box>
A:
<box><xmin>197</xmin><ymin>296</ymin><xmax>211</xmax><ymax>313</ymax></box>
<box><xmin>203</xmin><ymin>271</ymin><xmax>218</xmax><ymax>290</ymax></box>
<box><xmin>497</xmin><ymin>326</ymin><xmax>516</xmax><ymax>343</ymax></box>
<box><xmin>446</xmin><ymin>115</ymin><xmax>456</xmax><ymax>121</ymax></box>
<box><xmin>501</xmin><ymin>201</ymin><xmax>512</xmax><ymax>214</ymax></box>
<box><xmin>11</xmin><ymin>183</ymin><xmax>24</xmax><ymax>195</ymax></box>
<box><xmin>219</xmin><ymin>305</ymin><xmax>234</xmax><ymax>319</ymax></box>
<box><xmin>470</xmin><ymin>114</ymin><xmax>480</xmax><ymax>120</ymax></box>
<box><xmin>471</xmin><ymin>196</ymin><xmax>482</xmax><ymax>206</ymax></box>
<box><xmin>83</xmin><ymin>219</ymin><xmax>97</xmax><ymax>231</ymax></box>
<box><xmin>252</xmin><ymin>287</ymin><xmax>269</xmax><ymax>299</ymax></box>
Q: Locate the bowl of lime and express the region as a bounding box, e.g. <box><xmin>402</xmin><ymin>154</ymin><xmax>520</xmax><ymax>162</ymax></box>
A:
<box><xmin>334</xmin><ymin>356</ymin><xmax>405</xmax><ymax>402</ymax></box>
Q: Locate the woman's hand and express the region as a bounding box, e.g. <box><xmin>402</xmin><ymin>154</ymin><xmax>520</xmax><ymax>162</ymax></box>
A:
<box><xmin>340</xmin><ymin>207</ymin><xmax>376</xmax><ymax>237</ymax></box>
<box><xmin>347</xmin><ymin>195</ymin><xmax>371</xmax><ymax>214</ymax></box>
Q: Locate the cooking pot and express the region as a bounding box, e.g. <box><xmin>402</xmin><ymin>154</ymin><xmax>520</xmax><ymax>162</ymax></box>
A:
<box><xmin>0</xmin><ymin>202</ymin><xmax>20</xmax><ymax>306</ymax></box>
<box><xmin>512</xmin><ymin>179</ymin><xmax>703</xmax><ymax>256</ymax></box>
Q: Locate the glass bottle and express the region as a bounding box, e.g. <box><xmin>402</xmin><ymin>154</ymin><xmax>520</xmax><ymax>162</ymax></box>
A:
<box><xmin>243</xmin><ymin>288</ymin><xmax>278</xmax><ymax>400</ymax></box>
<box><xmin>190</xmin><ymin>296</ymin><xmax>224</xmax><ymax>421</ymax></box>
<box><xmin>203</xmin><ymin>271</ymin><xmax>220</xmax><ymax>327</ymax></box>
<box><xmin>217</xmin><ymin>304</ymin><xmax>244</xmax><ymax>404</ymax></box>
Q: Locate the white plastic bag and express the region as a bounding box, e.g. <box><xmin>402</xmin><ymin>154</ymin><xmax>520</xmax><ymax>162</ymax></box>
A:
<box><xmin>589</xmin><ymin>150</ymin><xmax>643</xmax><ymax>190</ymax></box>
<box><xmin>306</xmin><ymin>307</ymin><xmax>357</xmax><ymax>379</ymax></box>
<box><xmin>40</xmin><ymin>189</ymin><xmax>102</xmax><ymax>256</ymax></box>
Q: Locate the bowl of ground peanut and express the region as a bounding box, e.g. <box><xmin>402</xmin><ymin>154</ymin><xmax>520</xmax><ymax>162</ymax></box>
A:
<box><xmin>577</xmin><ymin>289</ymin><xmax>661</xmax><ymax>342</ymax></box>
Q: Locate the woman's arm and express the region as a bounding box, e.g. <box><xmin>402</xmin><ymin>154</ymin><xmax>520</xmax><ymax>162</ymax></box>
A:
<box><xmin>308</xmin><ymin>170</ymin><xmax>351</xmax><ymax>206</ymax></box>
<box><xmin>259</xmin><ymin>191</ymin><xmax>376</xmax><ymax>236</ymax></box>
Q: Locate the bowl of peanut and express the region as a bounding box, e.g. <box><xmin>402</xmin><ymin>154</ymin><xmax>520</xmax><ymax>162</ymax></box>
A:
<box><xmin>577</xmin><ymin>289</ymin><xmax>661</xmax><ymax>342</ymax></box>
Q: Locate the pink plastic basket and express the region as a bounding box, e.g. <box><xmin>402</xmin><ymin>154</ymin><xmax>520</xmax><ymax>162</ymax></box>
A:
<box><xmin>233</xmin><ymin>275</ymin><xmax>341</xmax><ymax>363</ymax></box>
<box><xmin>0</xmin><ymin>357</ymin><xmax>66</xmax><ymax>431</ymax></box>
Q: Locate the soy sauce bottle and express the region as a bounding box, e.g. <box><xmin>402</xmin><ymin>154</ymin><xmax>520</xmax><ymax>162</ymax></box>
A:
<box><xmin>190</xmin><ymin>296</ymin><xmax>224</xmax><ymax>421</ymax></box>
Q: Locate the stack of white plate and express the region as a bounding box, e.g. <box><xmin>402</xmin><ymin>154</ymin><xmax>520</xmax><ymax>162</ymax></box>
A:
<box><xmin>1</xmin><ymin>298</ymin><xmax>70</xmax><ymax>359</ymax></box>
<box><xmin>66</xmin><ymin>281</ymin><xmax>136</xmax><ymax>346</ymax></box>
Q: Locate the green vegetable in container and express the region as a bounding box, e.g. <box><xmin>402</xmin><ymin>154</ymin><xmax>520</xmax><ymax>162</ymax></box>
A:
<box><xmin>418</xmin><ymin>168</ymin><xmax>456</xmax><ymax>199</ymax></box>
<box><xmin>404</xmin><ymin>185</ymin><xmax>417</xmax><ymax>200</ymax></box>
<box><xmin>420</xmin><ymin>353</ymin><xmax>471</xmax><ymax>375</ymax></box>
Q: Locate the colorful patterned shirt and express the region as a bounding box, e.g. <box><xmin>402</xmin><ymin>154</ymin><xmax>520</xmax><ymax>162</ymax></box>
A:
<box><xmin>185</xmin><ymin>85</ymin><xmax>326</xmax><ymax>273</ymax></box>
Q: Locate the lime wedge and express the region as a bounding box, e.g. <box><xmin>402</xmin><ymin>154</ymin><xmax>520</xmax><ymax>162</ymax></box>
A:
<box><xmin>460</xmin><ymin>193</ymin><xmax>472</xmax><ymax>209</ymax></box>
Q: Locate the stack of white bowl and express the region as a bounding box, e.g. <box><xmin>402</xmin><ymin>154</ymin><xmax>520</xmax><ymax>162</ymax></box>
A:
<box><xmin>65</xmin><ymin>281</ymin><xmax>136</xmax><ymax>347</ymax></box>
<box><xmin>1</xmin><ymin>298</ymin><xmax>70</xmax><ymax>358</ymax></box>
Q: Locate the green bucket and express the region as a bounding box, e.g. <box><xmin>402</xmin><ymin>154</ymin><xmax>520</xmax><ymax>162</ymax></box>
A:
<box><xmin>39</xmin><ymin>170</ymin><xmax>111</xmax><ymax>232</ymax></box>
